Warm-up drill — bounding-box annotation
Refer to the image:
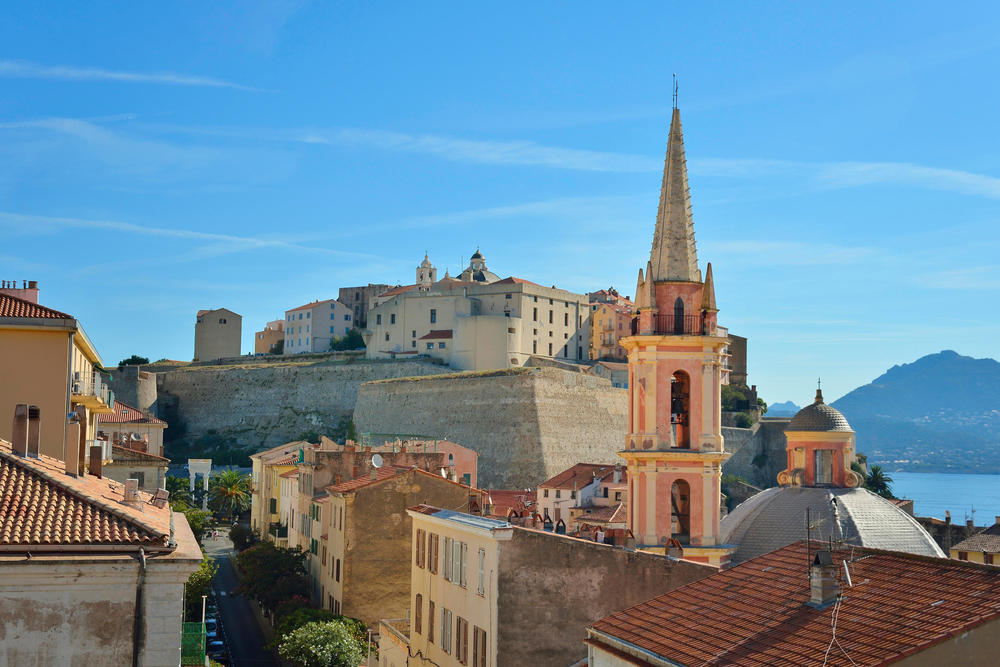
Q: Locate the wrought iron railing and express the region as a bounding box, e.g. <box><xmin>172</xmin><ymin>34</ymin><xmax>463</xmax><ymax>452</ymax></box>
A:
<box><xmin>654</xmin><ymin>314</ymin><xmax>703</xmax><ymax>335</ymax></box>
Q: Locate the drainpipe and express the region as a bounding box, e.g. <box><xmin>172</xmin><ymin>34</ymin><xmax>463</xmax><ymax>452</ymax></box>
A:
<box><xmin>132</xmin><ymin>548</ymin><xmax>147</xmax><ymax>667</ymax></box>
<box><xmin>65</xmin><ymin>331</ymin><xmax>75</xmax><ymax>463</ymax></box>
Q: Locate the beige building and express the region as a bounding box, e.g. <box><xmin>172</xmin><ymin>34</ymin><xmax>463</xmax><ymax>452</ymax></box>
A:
<box><xmin>194</xmin><ymin>307</ymin><xmax>241</xmax><ymax>360</ymax></box>
<box><xmin>0</xmin><ymin>438</ymin><xmax>201</xmax><ymax>666</ymax></box>
<box><xmin>103</xmin><ymin>444</ymin><xmax>169</xmax><ymax>492</ymax></box>
<box><xmin>254</xmin><ymin>319</ymin><xmax>285</xmax><ymax>354</ymax></box>
<box><xmin>0</xmin><ymin>290</ymin><xmax>114</xmax><ymax>462</ymax></box>
<box><xmin>588</xmin><ymin>289</ymin><xmax>634</xmax><ymax>362</ymax></box>
<box><xmin>97</xmin><ymin>398</ymin><xmax>167</xmax><ymax>458</ymax></box>
<box><xmin>283</xmin><ymin>299</ymin><xmax>354</xmax><ymax>354</ymax></box>
<box><xmin>951</xmin><ymin>517</ymin><xmax>1000</xmax><ymax>565</ymax></box>
<box><xmin>249</xmin><ymin>440</ymin><xmax>311</xmax><ymax>541</ymax></box>
<box><xmin>365</xmin><ymin>260</ymin><xmax>592</xmax><ymax>371</ymax></box>
<box><xmin>591</xmin><ymin>360</ymin><xmax>628</xmax><ymax>388</ymax></box>
<box><xmin>383</xmin><ymin>504</ymin><xmax>713</xmax><ymax>667</ymax></box>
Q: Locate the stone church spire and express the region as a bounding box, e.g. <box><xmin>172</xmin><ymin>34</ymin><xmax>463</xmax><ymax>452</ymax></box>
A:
<box><xmin>648</xmin><ymin>107</ymin><xmax>700</xmax><ymax>283</ymax></box>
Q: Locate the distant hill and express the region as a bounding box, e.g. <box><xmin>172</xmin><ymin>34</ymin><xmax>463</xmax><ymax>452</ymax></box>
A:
<box><xmin>767</xmin><ymin>401</ymin><xmax>801</xmax><ymax>417</ymax></box>
<box><xmin>831</xmin><ymin>351</ymin><xmax>1000</xmax><ymax>473</ymax></box>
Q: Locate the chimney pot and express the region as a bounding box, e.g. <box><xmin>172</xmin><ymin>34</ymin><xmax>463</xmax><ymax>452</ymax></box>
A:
<box><xmin>64</xmin><ymin>422</ymin><xmax>81</xmax><ymax>475</ymax></box>
<box><xmin>11</xmin><ymin>404</ymin><xmax>28</xmax><ymax>456</ymax></box>
<box><xmin>26</xmin><ymin>405</ymin><xmax>41</xmax><ymax>458</ymax></box>
<box><xmin>967</xmin><ymin>519</ymin><xmax>975</xmax><ymax>530</ymax></box>
<box><xmin>28</xmin><ymin>280</ymin><xmax>37</xmax><ymax>289</ymax></box>
<box><xmin>124</xmin><ymin>479</ymin><xmax>140</xmax><ymax>506</ymax></box>
<box><xmin>808</xmin><ymin>551</ymin><xmax>839</xmax><ymax>608</ymax></box>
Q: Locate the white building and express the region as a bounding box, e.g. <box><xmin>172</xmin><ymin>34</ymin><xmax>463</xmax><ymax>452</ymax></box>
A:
<box><xmin>283</xmin><ymin>299</ymin><xmax>354</xmax><ymax>354</ymax></box>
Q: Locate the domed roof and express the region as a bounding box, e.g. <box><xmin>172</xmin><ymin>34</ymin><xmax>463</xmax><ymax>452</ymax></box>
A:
<box><xmin>788</xmin><ymin>389</ymin><xmax>852</xmax><ymax>432</ymax></box>
<box><xmin>719</xmin><ymin>486</ymin><xmax>943</xmax><ymax>564</ymax></box>
<box><xmin>470</xmin><ymin>249</ymin><xmax>483</xmax><ymax>260</ymax></box>
<box><xmin>420</xmin><ymin>253</ymin><xmax>433</xmax><ymax>268</ymax></box>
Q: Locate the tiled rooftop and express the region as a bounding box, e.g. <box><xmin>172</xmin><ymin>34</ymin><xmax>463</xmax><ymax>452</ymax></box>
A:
<box><xmin>0</xmin><ymin>440</ymin><xmax>171</xmax><ymax>549</ymax></box>
<box><xmin>326</xmin><ymin>465</ymin><xmax>412</xmax><ymax>493</ymax></box>
<box><xmin>0</xmin><ymin>293</ymin><xmax>73</xmax><ymax>320</ymax></box>
<box><xmin>539</xmin><ymin>463</ymin><xmax>624</xmax><ymax>490</ymax></box>
<box><xmin>106</xmin><ymin>444</ymin><xmax>169</xmax><ymax>465</ymax></box>
<box><xmin>287</xmin><ymin>299</ymin><xmax>340</xmax><ymax>312</ymax></box>
<box><xmin>953</xmin><ymin>522</ymin><xmax>1000</xmax><ymax>554</ymax></box>
<box><xmin>98</xmin><ymin>399</ymin><xmax>167</xmax><ymax>425</ymax></box>
<box><xmin>588</xmin><ymin>541</ymin><xmax>1000</xmax><ymax>666</ymax></box>
<box><xmin>418</xmin><ymin>329</ymin><xmax>453</xmax><ymax>340</ymax></box>
<box><xmin>485</xmin><ymin>489</ymin><xmax>536</xmax><ymax>517</ymax></box>
<box><xmin>577</xmin><ymin>501</ymin><xmax>627</xmax><ymax>524</ymax></box>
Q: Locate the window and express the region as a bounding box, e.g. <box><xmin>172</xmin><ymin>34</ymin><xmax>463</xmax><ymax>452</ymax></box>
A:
<box><xmin>548</xmin><ymin>343</ymin><xmax>553</xmax><ymax>356</ymax></box>
<box><xmin>456</xmin><ymin>616</ymin><xmax>469</xmax><ymax>664</ymax></box>
<box><xmin>439</xmin><ymin>342</ymin><xmax>446</xmax><ymax>349</ymax></box>
<box><xmin>430</xmin><ymin>309</ymin><xmax>437</xmax><ymax>323</ymax></box>
<box><xmin>549</xmin><ymin>299</ymin><xmax>553</xmax><ymax>305</ymax></box>
<box><xmin>428</xmin><ymin>601</ymin><xmax>435</xmax><ymax>643</ymax></box>
<box><xmin>299</xmin><ymin>313</ymin><xmax>303</xmax><ymax>320</ymax></box>
<box><xmin>443</xmin><ymin>537</ymin><xmax>452</xmax><ymax>580</ymax></box>
<box><xmin>427</xmin><ymin>343</ymin><xmax>434</xmax><ymax>350</ymax></box>
<box><xmin>543</xmin><ymin>489</ymin><xmax>549</xmax><ymax>498</ymax></box>
<box><xmin>330</xmin><ymin>326</ymin><xmax>335</xmax><ymax>334</ymax></box>
<box><xmin>548</xmin><ymin>311</ymin><xmax>553</xmax><ymax>324</ymax></box>
<box><xmin>416</xmin><ymin>528</ymin><xmax>426</xmax><ymax>568</ymax></box>
<box><xmin>411</xmin><ymin>341</ymin><xmax>416</xmax><ymax>348</ymax></box>
<box><xmin>219</xmin><ymin>318</ymin><xmax>226</xmax><ymax>324</ymax></box>
<box><xmin>615</xmin><ymin>491</ymin><xmax>622</xmax><ymax>501</ymax></box>
<box><xmin>443</xmin><ymin>538</ymin><xmax>467</xmax><ymax>586</ymax></box>
<box><xmin>322</xmin><ymin>545</ymin><xmax>327</xmax><ymax>566</ymax></box>
<box><xmin>345</xmin><ymin>314</ymin><xmax>351</xmax><ymax>321</ymax></box>
<box><xmin>390</xmin><ymin>313</ymin><xmax>396</xmax><ymax>324</ymax></box>
<box><xmin>986</xmin><ymin>553</ymin><xmax>995</xmax><ymax>565</ymax></box>
<box><xmin>429</xmin><ymin>533</ymin><xmax>439</xmax><ymax>574</ymax></box>
<box><xmin>376</xmin><ymin>314</ymin><xmax>382</xmax><ymax>325</ymax></box>
<box><xmin>441</xmin><ymin>607</ymin><xmax>453</xmax><ymax>653</ymax></box>
<box><xmin>505</xmin><ymin>293</ymin><xmax>512</xmax><ymax>299</ymax></box>
<box><xmin>385</xmin><ymin>333</ymin><xmax>390</xmax><ymax>341</ymax></box>
<box><xmin>532</xmin><ymin>308</ymin><xmax>537</xmax><ymax>321</ymax></box>
<box><xmin>958</xmin><ymin>551</ymin><xmax>968</xmax><ymax>561</ymax></box>
<box><xmin>412</xmin><ymin>330</ymin><xmax>417</xmax><ymax>338</ymax></box>
<box><xmin>331</xmin><ymin>314</ymin><xmax>335</xmax><ymax>320</ymax></box>
<box><xmin>564</xmin><ymin>313</ymin><xmax>568</xmax><ymax>326</ymax></box>
<box><xmin>473</xmin><ymin>626</ymin><xmax>487</xmax><ymax>667</ymax></box>
<box><xmin>414</xmin><ymin>594</ymin><xmax>423</xmax><ymax>634</ymax></box>
<box><xmin>814</xmin><ymin>449</ymin><xmax>834</xmax><ymax>485</ymax></box>
<box><xmin>477</xmin><ymin>548</ymin><xmax>486</xmax><ymax>596</ymax></box>
<box><xmin>556</xmin><ymin>489</ymin><xmax>561</xmax><ymax>499</ymax></box>
<box><xmin>603</xmin><ymin>487</ymin><xmax>609</xmax><ymax>498</ymax></box>
<box><xmin>306</xmin><ymin>312</ymin><xmax>311</xmax><ymax>319</ymax></box>
<box><xmin>129</xmin><ymin>472</ymin><xmax>145</xmax><ymax>487</ymax></box>
<box><xmin>532</xmin><ymin>341</ymin><xmax>537</xmax><ymax>354</ymax></box>
<box><xmin>269</xmin><ymin>497</ymin><xmax>277</xmax><ymax>513</ymax></box>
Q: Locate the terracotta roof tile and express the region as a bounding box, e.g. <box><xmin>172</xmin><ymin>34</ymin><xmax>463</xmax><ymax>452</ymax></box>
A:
<box><xmin>418</xmin><ymin>329</ymin><xmax>453</xmax><ymax>340</ymax></box>
<box><xmin>0</xmin><ymin>440</ymin><xmax>171</xmax><ymax>549</ymax></box>
<box><xmin>953</xmin><ymin>523</ymin><xmax>1000</xmax><ymax>553</ymax></box>
<box><xmin>540</xmin><ymin>463</ymin><xmax>625</xmax><ymax>490</ymax></box>
<box><xmin>379</xmin><ymin>284</ymin><xmax>419</xmax><ymax>298</ymax></box>
<box><xmin>279</xmin><ymin>470</ymin><xmax>299</xmax><ymax>479</ymax></box>
<box><xmin>106</xmin><ymin>444</ymin><xmax>169</xmax><ymax>465</ymax></box>
<box><xmin>98</xmin><ymin>399</ymin><xmax>167</xmax><ymax>426</ymax></box>
<box><xmin>327</xmin><ymin>466</ymin><xmax>413</xmax><ymax>493</ymax></box>
<box><xmin>485</xmin><ymin>489</ymin><xmax>536</xmax><ymax>517</ymax></box>
<box><xmin>287</xmin><ymin>299</ymin><xmax>341</xmax><ymax>312</ymax></box>
<box><xmin>589</xmin><ymin>541</ymin><xmax>1000</xmax><ymax>666</ymax></box>
<box><xmin>0</xmin><ymin>293</ymin><xmax>73</xmax><ymax>320</ymax></box>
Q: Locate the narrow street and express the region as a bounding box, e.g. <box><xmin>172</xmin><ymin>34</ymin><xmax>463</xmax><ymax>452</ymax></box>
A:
<box><xmin>202</xmin><ymin>534</ymin><xmax>278</xmax><ymax>667</ymax></box>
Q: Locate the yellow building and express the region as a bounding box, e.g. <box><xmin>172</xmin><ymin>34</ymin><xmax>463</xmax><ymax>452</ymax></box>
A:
<box><xmin>589</xmin><ymin>301</ymin><xmax>633</xmax><ymax>361</ymax></box>
<box><xmin>254</xmin><ymin>319</ymin><xmax>284</xmax><ymax>354</ymax></box>
<box><xmin>97</xmin><ymin>398</ymin><xmax>167</xmax><ymax>457</ymax></box>
<box><xmin>0</xmin><ymin>291</ymin><xmax>114</xmax><ymax>462</ymax></box>
<box><xmin>951</xmin><ymin>518</ymin><xmax>1000</xmax><ymax>565</ymax></box>
<box><xmin>248</xmin><ymin>440</ymin><xmax>309</xmax><ymax>540</ymax></box>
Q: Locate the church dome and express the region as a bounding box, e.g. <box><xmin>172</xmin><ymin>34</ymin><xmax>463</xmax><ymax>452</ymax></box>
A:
<box><xmin>720</xmin><ymin>486</ymin><xmax>944</xmax><ymax>564</ymax></box>
<box><xmin>788</xmin><ymin>389</ymin><xmax>852</xmax><ymax>432</ymax></box>
<box><xmin>470</xmin><ymin>249</ymin><xmax>483</xmax><ymax>260</ymax></box>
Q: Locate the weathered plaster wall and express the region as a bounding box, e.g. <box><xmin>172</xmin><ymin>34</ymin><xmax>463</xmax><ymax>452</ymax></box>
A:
<box><xmin>353</xmin><ymin>368</ymin><xmax>627</xmax><ymax>488</ymax></box>
<box><xmin>341</xmin><ymin>473</ymin><xmax>471</xmax><ymax>626</ymax></box>
<box><xmin>721</xmin><ymin>419</ymin><xmax>789</xmax><ymax>489</ymax></box>
<box><xmin>156</xmin><ymin>359</ymin><xmax>451</xmax><ymax>449</ymax></box>
<box><xmin>497</xmin><ymin>529</ymin><xmax>716</xmax><ymax>667</ymax></box>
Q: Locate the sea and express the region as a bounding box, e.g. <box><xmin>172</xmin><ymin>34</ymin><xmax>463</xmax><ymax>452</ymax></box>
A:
<box><xmin>889</xmin><ymin>471</ymin><xmax>1000</xmax><ymax>523</ymax></box>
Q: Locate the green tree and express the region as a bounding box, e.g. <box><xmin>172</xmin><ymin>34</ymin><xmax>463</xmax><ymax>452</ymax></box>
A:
<box><xmin>757</xmin><ymin>397</ymin><xmax>768</xmax><ymax>414</ymax></box>
<box><xmin>166</xmin><ymin>475</ymin><xmax>193</xmax><ymax>507</ymax></box>
<box><xmin>272</xmin><ymin>339</ymin><xmax>285</xmax><ymax>354</ymax></box>
<box><xmin>330</xmin><ymin>328</ymin><xmax>365</xmax><ymax>352</ymax></box>
<box><xmin>118</xmin><ymin>354</ymin><xmax>150</xmax><ymax>366</ymax></box>
<box><xmin>235</xmin><ymin>542</ymin><xmax>310</xmax><ymax>612</ymax></box>
<box><xmin>733</xmin><ymin>412</ymin><xmax>753</xmax><ymax>428</ymax></box>
<box><xmin>229</xmin><ymin>524</ymin><xmax>258</xmax><ymax>551</ymax></box>
<box><xmin>184</xmin><ymin>557</ymin><xmax>219</xmax><ymax>621</ymax></box>
<box><xmin>865</xmin><ymin>465</ymin><xmax>896</xmax><ymax>499</ymax></box>
<box><xmin>175</xmin><ymin>504</ymin><xmax>213</xmax><ymax>543</ymax></box>
<box><xmin>208</xmin><ymin>469</ymin><xmax>252</xmax><ymax>518</ymax></box>
<box><xmin>278</xmin><ymin>621</ymin><xmax>363</xmax><ymax>667</ymax></box>
<box><xmin>269</xmin><ymin>607</ymin><xmax>336</xmax><ymax>650</ymax></box>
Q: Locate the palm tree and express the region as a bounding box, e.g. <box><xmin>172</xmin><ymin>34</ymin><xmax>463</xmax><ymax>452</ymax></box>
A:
<box><xmin>865</xmin><ymin>465</ymin><xmax>895</xmax><ymax>499</ymax></box>
<box><xmin>209</xmin><ymin>470</ymin><xmax>253</xmax><ymax>518</ymax></box>
<box><xmin>165</xmin><ymin>475</ymin><xmax>194</xmax><ymax>507</ymax></box>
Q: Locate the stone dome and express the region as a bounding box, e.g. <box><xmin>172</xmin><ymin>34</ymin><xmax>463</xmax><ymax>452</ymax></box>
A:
<box><xmin>720</xmin><ymin>486</ymin><xmax>944</xmax><ymax>564</ymax></box>
<box><xmin>787</xmin><ymin>389</ymin><xmax>852</xmax><ymax>432</ymax></box>
<box><xmin>470</xmin><ymin>249</ymin><xmax>483</xmax><ymax>260</ymax></box>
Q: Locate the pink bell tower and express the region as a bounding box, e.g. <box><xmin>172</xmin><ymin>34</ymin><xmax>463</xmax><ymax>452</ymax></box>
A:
<box><xmin>619</xmin><ymin>104</ymin><xmax>735</xmax><ymax>568</ymax></box>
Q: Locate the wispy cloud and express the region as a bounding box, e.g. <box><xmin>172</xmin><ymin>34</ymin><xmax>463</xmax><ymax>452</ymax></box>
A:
<box><xmin>0</xmin><ymin>60</ymin><xmax>262</xmax><ymax>91</ymax></box>
<box><xmin>917</xmin><ymin>266</ymin><xmax>1000</xmax><ymax>291</ymax></box>
<box><xmin>0</xmin><ymin>211</ymin><xmax>374</xmax><ymax>260</ymax></box>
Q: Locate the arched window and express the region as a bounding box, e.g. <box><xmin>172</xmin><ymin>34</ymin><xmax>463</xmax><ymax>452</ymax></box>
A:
<box><xmin>671</xmin><ymin>480</ymin><xmax>691</xmax><ymax>543</ymax></box>
<box><xmin>670</xmin><ymin>371</ymin><xmax>691</xmax><ymax>448</ymax></box>
<box><xmin>673</xmin><ymin>297</ymin><xmax>685</xmax><ymax>333</ymax></box>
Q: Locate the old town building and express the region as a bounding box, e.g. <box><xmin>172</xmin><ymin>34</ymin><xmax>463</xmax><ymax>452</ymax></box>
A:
<box><xmin>194</xmin><ymin>307</ymin><xmax>241</xmax><ymax>360</ymax></box>
<box><xmin>283</xmin><ymin>299</ymin><xmax>354</xmax><ymax>354</ymax></box>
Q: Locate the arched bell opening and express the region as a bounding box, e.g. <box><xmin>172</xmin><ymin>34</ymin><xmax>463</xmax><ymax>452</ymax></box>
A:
<box><xmin>670</xmin><ymin>370</ymin><xmax>691</xmax><ymax>448</ymax></box>
<box><xmin>671</xmin><ymin>479</ymin><xmax>691</xmax><ymax>544</ymax></box>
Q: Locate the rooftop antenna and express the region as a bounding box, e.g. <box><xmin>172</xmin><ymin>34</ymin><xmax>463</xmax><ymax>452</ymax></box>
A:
<box><xmin>672</xmin><ymin>73</ymin><xmax>678</xmax><ymax>109</ymax></box>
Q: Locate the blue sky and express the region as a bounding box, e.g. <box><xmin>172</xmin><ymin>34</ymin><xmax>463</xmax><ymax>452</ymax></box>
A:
<box><xmin>2</xmin><ymin>2</ymin><xmax>998</xmax><ymax>405</ymax></box>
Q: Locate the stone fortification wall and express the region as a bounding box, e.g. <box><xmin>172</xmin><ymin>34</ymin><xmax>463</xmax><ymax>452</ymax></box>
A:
<box><xmin>353</xmin><ymin>367</ymin><xmax>626</xmax><ymax>488</ymax></box>
<box><xmin>156</xmin><ymin>359</ymin><xmax>450</xmax><ymax>450</ymax></box>
<box><xmin>722</xmin><ymin>418</ymin><xmax>790</xmax><ymax>488</ymax></box>
<box><xmin>107</xmin><ymin>365</ymin><xmax>158</xmax><ymax>413</ymax></box>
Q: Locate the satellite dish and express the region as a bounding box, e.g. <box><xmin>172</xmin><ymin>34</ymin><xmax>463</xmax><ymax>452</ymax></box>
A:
<box><xmin>371</xmin><ymin>453</ymin><xmax>384</xmax><ymax>469</ymax></box>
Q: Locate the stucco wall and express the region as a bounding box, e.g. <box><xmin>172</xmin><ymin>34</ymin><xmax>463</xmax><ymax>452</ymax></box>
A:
<box><xmin>156</xmin><ymin>359</ymin><xmax>451</xmax><ymax>450</ymax></box>
<box><xmin>496</xmin><ymin>528</ymin><xmax>715</xmax><ymax>667</ymax></box>
<box><xmin>353</xmin><ymin>367</ymin><xmax>627</xmax><ymax>488</ymax></box>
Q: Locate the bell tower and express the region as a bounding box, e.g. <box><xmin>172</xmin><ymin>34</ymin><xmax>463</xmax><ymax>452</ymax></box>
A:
<box><xmin>619</xmin><ymin>105</ymin><xmax>734</xmax><ymax>568</ymax></box>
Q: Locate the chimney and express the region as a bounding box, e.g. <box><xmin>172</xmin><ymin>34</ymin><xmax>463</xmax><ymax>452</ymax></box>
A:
<box><xmin>64</xmin><ymin>421</ymin><xmax>81</xmax><ymax>475</ymax></box>
<box><xmin>808</xmin><ymin>551</ymin><xmax>840</xmax><ymax>608</ymax></box>
<box><xmin>124</xmin><ymin>479</ymin><xmax>140</xmax><ymax>507</ymax></box>
<box><xmin>613</xmin><ymin>466</ymin><xmax>622</xmax><ymax>484</ymax></box>
<box><xmin>944</xmin><ymin>511</ymin><xmax>952</xmax><ymax>553</ymax></box>
<box><xmin>89</xmin><ymin>445</ymin><xmax>103</xmax><ymax>478</ymax></box>
<box><xmin>995</xmin><ymin>516</ymin><xmax>1000</xmax><ymax>526</ymax></box>
<box><xmin>370</xmin><ymin>469</ymin><xmax>378</xmax><ymax>482</ymax></box>
<box><xmin>967</xmin><ymin>519</ymin><xmax>975</xmax><ymax>530</ymax></box>
<box><xmin>26</xmin><ymin>405</ymin><xmax>41</xmax><ymax>458</ymax></box>
<box><xmin>11</xmin><ymin>404</ymin><xmax>28</xmax><ymax>456</ymax></box>
<box><xmin>0</xmin><ymin>279</ymin><xmax>40</xmax><ymax>304</ymax></box>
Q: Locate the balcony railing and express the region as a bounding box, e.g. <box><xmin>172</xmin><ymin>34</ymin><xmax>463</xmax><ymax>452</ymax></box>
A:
<box><xmin>654</xmin><ymin>314</ymin><xmax>704</xmax><ymax>335</ymax></box>
<box><xmin>268</xmin><ymin>523</ymin><xmax>289</xmax><ymax>539</ymax></box>
<box><xmin>71</xmin><ymin>371</ymin><xmax>114</xmax><ymax>409</ymax></box>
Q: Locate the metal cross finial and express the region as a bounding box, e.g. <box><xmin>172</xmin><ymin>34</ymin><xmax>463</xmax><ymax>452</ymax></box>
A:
<box><xmin>672</xmin><ymin>73</ymin><xmax>678</xmax><ymax>109</ymax></box>
<box><xmin>818</xmin><ymin>377</ymin><xmax>822</xmax><ymax>390</ymax></box>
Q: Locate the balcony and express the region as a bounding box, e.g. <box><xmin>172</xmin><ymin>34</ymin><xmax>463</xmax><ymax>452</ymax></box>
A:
<box><xmin>653</xmin><ymin>314</ymin><xmax>704</xmax><ymax>335</ymax></box>
<box><xmin>71</xmin><ymin>371</ymin><xmax>115</xmax><ymax>413</ymax></box>
<box><xmin>269</xmin><ymin>523</ymin><xmax>288</xmax><ymax>540</ymax></box>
